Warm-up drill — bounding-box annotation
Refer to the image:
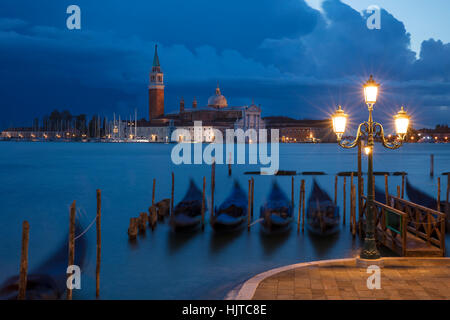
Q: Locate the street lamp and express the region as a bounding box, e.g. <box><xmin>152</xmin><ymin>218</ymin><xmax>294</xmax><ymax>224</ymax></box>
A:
<box><xmin>331</xmin><ymin>75</ymin><xmax>410</xmax><ymax>260</ymax></box>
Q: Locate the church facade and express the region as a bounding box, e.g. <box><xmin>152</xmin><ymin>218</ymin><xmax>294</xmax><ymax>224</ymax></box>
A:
<box><xmin>140</xmin><ymin>45</ymin><xmax>265</xmax><ymax>142</ymax></box>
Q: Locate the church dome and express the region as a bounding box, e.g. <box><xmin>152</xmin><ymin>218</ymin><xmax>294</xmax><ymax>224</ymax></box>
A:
<box><xmin>208</xmin><ymin>85</ymin><xmax>228</xmax><ymax>109</ymax></box>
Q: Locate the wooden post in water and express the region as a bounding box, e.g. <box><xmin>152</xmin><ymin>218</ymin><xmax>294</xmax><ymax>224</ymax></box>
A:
<box><xmin>171</xmin><ymin>172</ymin><xmax>174</xmax><ymax>216</ymax></box>
<box><xmin>201</xmin><ymin>176</ymin><xmax>206</xmax><ymax>230</ymax></box>
<box><xmin>446</xmin><ymin>174</ymin><xmax>449</xmax><ymax>227</ymax></box>
<box><xmin>297</xmin><ymin>181</ymin><xmax>302</xmax><ymax>233</ymax></box>
<box><xmin>247</xmin><ymin>179</ymin><xmax>251</xmax><ymax>231</ymax></box>
<box><xmin>18</xmin><ymin>221</ymin><xmax>30</xmax><ymax>300</ymax></box>
<box><xmin>334</xmin><ymin>175</ymin><xmax>338</xmax><ymax>205</ymax></box>
<box><xmin>152</xmin><ymin>179</ymin><xmax>156</xmax><ymax>206</ymax></box>
<box><xmin>251</xmin><ymin>177</ymin><xmax>254</xmax><ymax>218</ymax></box>
<box><xmin>67</xmin><ymin>201</ymin><xmax>76</xmax><ymax>300</ymax></box>
<box><xmin>401</xmin><ymin>173</ymin><xmax>405</xmax><ymax>199</ymax></box>
<box><xmin>291</xmin><ymin>176</ymin><xmax>295</xmax><ymax>209</ymax></box>
<box><xmin>357</xmin><ymin>139</ymin><xmax>362</xmax><ymax>231</ymax></box>
<box><xmin>301</xmin><ymin>180</ymin><xmax>305</xmax><ymax>232</ymax></box>
<box><xmin>437</xmin><ymin>177</ymin><xmax>441</xmax><ymax>212</ymax></box>
<box><xmin>359</xmin><ymin>177</ymin><xmax>364</xmax><ymax>237</ymax></box>
<box><xmin>350</xmin><ymin>173</ymin><xmax>354</xmax><ymax>231</ymax></box>
<box><xmin>211</xmin><ymin>160</ymin><xmax>216</xmax><ymax>217</ymax></box>
<box><xmin>384</xmin><ymin>174</ymin><xmax>389</xmax><ymax>205</ymax></box>
<box><xmin>343</xmin><ymin>177</ymin><xmax>346</xmax><ymax>225</ymax></box>
<box><xmin>397</xmin><ymin>186</ymin><xmax>401</xmax><ymax>198</ymax></box>
<box><xmin>96</xmin><ymin>190</ymin><xmax>101</xmax><ymax>299</ymax></box>
<box><xmin>430</xmin><ymin>154</ymin><xmax>434</xmax><ymax>176</ymax></box>
<box><xmin>351</xmin><ymin>184</ymin><xmax>356</xmax><ymax>237</ymax></box>
<box><xmin>228</xmin><ymin>152</ymin><xmax>232</xmax><ymax>176</ymax></box>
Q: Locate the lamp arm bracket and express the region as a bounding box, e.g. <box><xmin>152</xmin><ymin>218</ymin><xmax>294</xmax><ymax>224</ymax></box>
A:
<box><xmin>374</xmin><ymin>122</ymin><xmax>404</xmax><ymax>150</ymax></box>
<box><xmin>338</xmin><ymin>122</ymin><xmax>366</xmax><ymax>149</ymax></box>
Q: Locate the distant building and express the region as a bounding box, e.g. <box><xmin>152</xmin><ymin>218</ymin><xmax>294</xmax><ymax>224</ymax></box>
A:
<box><xmin>264</xmin><ymin>117</ymin><xmax>335</xmax><ymax>143</ymax></box>
<box><xmin>148</xmin><ymin>45</ymin><xmax>165</xmax><ymax>121</ymax></box>
<box><xmin>141</xmin><ymin>45</ymin><xmax>265</xmax><ymax>142</ymax></box>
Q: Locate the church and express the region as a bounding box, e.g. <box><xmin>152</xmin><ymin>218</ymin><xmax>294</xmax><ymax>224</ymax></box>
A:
<box><xmin>137</xmin><ymin>45</ymin><xmax>265</xmax><ymax>142</ymax></box>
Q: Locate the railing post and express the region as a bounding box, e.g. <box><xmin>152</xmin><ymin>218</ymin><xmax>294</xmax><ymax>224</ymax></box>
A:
<box><xmin>441</xmin><ymin>215</ymin><xmax>446</xmax><ymax>256</ymax></box>
<box><xmin>402</xmin><ymin>214</ymin><xmax>407</xmax><ymax>256</ymax></box>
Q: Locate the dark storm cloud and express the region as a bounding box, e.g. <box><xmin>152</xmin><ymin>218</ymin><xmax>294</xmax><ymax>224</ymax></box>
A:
<box><xmin>0</xmin><ymin>0</ymin><xmax>448</xmax><ymax>129</ymax></box>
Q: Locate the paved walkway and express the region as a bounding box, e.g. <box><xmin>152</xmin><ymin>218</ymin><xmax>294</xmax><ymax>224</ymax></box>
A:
<box><xmin>234</xmin><ymin>258</ymin><xmax>450</xmax><ymax>300</ymax></box>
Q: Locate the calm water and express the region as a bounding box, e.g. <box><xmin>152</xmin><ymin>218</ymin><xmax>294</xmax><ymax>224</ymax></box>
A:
<box><xmin>0</xmin><ymin>142</ymin><xmax>449</xmax><ymax>299</ymax></box>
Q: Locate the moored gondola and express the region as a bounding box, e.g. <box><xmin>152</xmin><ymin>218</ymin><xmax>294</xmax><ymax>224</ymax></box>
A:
<box><xmin>211</xmin><ymin>180</ymin><xmax>247</xmax><ymax>232</ymax></box>
<box><xmin>170</xmin><ymin>179</ymin><xmax>203</xmax><ymax>232</ymax></box>
<box><xmin>306</xmin><ymin>179</ymin><xmax>340</xmax><ymax>236</ymax></box>
<box><xmin>405</xmin><ymin>178</ymin><xmax>445</xmax><ymax>210</ymax></box>
<box><xmin>259</xmin><ymin>181</ymin><xmax>293</xmax><ymax>234</ymax></box>
<box><xmin>0</xmin><ymin>221</ymin><xmax>87</xmax><ymax>300</ymax></box>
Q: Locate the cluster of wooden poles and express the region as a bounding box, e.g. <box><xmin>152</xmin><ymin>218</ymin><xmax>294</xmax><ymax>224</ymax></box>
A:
<box><xmin>127</xmin><ymin>179</ymin><xmax>170</xmax><ymax>239</ymax></box>
<box><xmin>17</xmin><ymin>190</ymin><xmax>102</xmax><ymax>300</ymax></box>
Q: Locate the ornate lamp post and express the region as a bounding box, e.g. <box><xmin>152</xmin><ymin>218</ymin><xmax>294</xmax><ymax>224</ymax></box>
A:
<box><xmin>331</xmin><ymin>75</ymin><xmax>410</xmax><ymax>259</ymax></box>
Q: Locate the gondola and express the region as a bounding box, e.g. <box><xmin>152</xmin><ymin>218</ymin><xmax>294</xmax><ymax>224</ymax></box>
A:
<box><xmin>306</xmin><ymin>179</ymin><xmax>340</xmax><ymax>236</ymax></box>
<box><xmin>0</xmin><ymin>221</ymin><xmax>87</xmax><ymax>300</ymax></box>
<box><xmin>406</xmin><ymin>178</ymin><xmax>445</xmax><ymax>210</ymax></box>
<box><xmin>259</xmin><ymin>181</ymin><xmax>293</xmax><ymax>234</ymax></box>
<box><xmin>170</xmin><ymin>179</ymin><xmax>203</xmax><ymax>232</ymax></box>
<box><xmin>211</xmin><ymin>180</ymin><xmax>247</xmax><ymax>232</ymax></box>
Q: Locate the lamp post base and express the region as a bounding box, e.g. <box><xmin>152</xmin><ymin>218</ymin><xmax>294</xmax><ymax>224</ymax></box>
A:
<box><xmin>360</xmin><ymin>238</ymin><xmax>381</xmax><ymax>260</ymax></box>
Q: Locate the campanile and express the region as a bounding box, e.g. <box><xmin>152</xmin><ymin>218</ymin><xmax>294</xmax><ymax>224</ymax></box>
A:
<box><xmin>149</xmin><ymin>44</ymin><xmax>164</xmax><ymax>121</ymax></box>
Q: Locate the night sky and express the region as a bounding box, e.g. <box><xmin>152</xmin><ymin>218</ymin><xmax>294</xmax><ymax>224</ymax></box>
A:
<box><xmin>0</xmin><ymin>0</ymin><xmax>449</xmax><ymax>130</ymax></box>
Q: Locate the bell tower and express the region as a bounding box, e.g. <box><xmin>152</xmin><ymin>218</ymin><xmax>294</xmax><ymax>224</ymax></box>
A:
<box><xmin>149</xmin><ymin>44</ymin><xmax>164</xmax><ymax>121</ymax></box>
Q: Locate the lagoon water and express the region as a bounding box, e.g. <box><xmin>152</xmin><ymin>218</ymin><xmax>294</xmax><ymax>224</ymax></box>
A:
<box><xmin>0</xmin><ymin>142</ymin><xmax>449</xmax><ymax>299</ymax></box>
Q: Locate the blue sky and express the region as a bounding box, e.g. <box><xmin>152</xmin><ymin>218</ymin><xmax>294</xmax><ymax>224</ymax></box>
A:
<box><xmin>0</xmin><ymin>0</ymin><xmax>449</xmax><ymax>130</ymax></box>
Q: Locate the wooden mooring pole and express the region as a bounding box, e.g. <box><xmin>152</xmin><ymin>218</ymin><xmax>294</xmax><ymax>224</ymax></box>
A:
<box><xmin>350</xmin><ymin>173</ymin><xmax>354</xmax><ymax>231</ymax></box>
<box><xmin>384</xmin><ymin>174</ymin><xmax>389</xmax><ymax>205</ymax></box>
<box><xmin>359</xmin><ymin>177</ymin><xmax>364</xmax><ymax>237</ymax></box>
<box><xmin>401</xmin><ymin>173</ymin><xmax>405</xmax><ymax>199</ymax></box>
<box><xmin>247</xmin><ymin>179</ymin><xmax>251</xmax><ymax>231</ymax></box>
<box><xmin>301</xmin><ymin>180</ymin><xmax>305</xmax><ymax>232</ymax></box>
<box><xmin>291</xmin><ymin>176</ymin><xmax>294</xmax><ymax>209</ymax></box>
<box><xmin>67</xmin><ymin>201</ymin><xmax>76</xmax><ymax>300</ymax></box>
<box><xmin>334</xmin><ymin>175</ymin><xmax>338</xmax><ymax>205</ymax></box>
<box><xmin>201</xmin><ymin>176</ymin><xmax>206</xmax><ymax>230</ymax></box>
<box><xmin>251</xmin><ymin>177</ymin><xmax>254</xmax><ymax>218</ymax></box>
<box><xmin>96</xmin><ymin>190</ymin><xmax>101</xmax><ymax>299</ymax></box>
<box><xmin>446</xmin><ymin>174</ymin><xmax>449</xmax><ymax>226</ymax></box>
<box><xmin>343</xmin><ymin>176</ymin><xmax>346</xmax><ymax>225</ymax></box>
<box><xmin>18</xmin><ymin>221</ymin><xmax>30</xmax><ymax>300</ymax></box>
<box><xmin>171</xmin><ymin>172</ymin><xmax>174</xmax><ymax>216</ymax></box>
<box><xmin>228</xmin><ymin>152</ymin><xmax>232</xmax><ymax>176</ymax></box>
<box><xmin>211</xmin><ymin>160</ymin><xmax>216</xmax><ymax>216</ymax></box>
<box><xmin>297</xmin><ymin>181</ymin><xmax>302</xmax><ymax>233</ymax></box>
<box><xmin>430</xmin><ymin>154</ymin><xmax>434</xmax><ymax>176</ymax></box>
<box><xmin>437</xmin><ymin>177</ymin><xmax>441</xmax><ymax>212</ymax></box>
<box><xmin>152</xmin><ymin>178</ymin><xmax>156</xmax><ymax>206</ymax></box>
<box><xmin>397</xmin><ymin>186</ymin><xmax>401</xmax><ymax>198</ymax></box>
<box><xmin>351</xmin><ymin>183</ymin><xmax>356</xmax><ymax>237</ymax></box>
<box><xmin>357</xmin><ymin>139</ymin><xmax>362</xmax><ymax>232</ymax></box>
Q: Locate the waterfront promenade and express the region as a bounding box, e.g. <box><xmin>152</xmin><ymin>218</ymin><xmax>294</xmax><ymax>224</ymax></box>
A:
<box><xmin>232</xmin><ymin>257</ymin><xmax>450</xmax><ymax>300</ymax></box>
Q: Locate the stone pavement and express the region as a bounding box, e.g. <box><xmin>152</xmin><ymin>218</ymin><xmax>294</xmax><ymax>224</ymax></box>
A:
<box><xmin>250</xmin><ymin>258</ymin><xmax>450</xmax><ymax>300</ymax></box>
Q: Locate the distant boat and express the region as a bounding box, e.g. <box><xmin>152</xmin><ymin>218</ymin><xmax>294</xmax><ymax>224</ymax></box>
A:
<box><xmin>170</xmin><ymin>180</ymin><xmax>203</xmax><ymax>232</ymax></box>
<box><xmin>211</xmin><ymin>181</ymin><xmax>247</xmax><ymax>232</ymax></box>
<box><xmin>306</xmin><ymin>179</ymin><xmax>340</xmax><ymax>236</ymax></box>
<box><xmin>0</xmin><ymin>221</ymin><xmax>87</xmax><ymax>300</ymax></box>
<box><xmin>259</xmin><ymin>181</ymin><xmax>293</xmax><ymax>234</ymax></box>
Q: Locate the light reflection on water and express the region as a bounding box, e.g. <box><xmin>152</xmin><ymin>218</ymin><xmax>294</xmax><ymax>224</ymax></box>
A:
<box><xmin>0</xmin><ymin>142</ymin><xmax>448</xmax><ymax>299</ymax></box>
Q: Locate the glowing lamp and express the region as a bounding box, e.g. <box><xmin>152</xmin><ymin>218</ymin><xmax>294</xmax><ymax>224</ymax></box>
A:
<box><xmin>332</xmin><ymin>105</ymin><xmax>348</xmax><ymax>140</ymax></box>
<box><xmin>363</xmin><ymin>75</ymin><xmax>380</xmax><ymax>105</ymax></box>
<box><xmin>394</xmin><ymin>106</ymin><xmax>410</xmax><ymax>137</ymax></box>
